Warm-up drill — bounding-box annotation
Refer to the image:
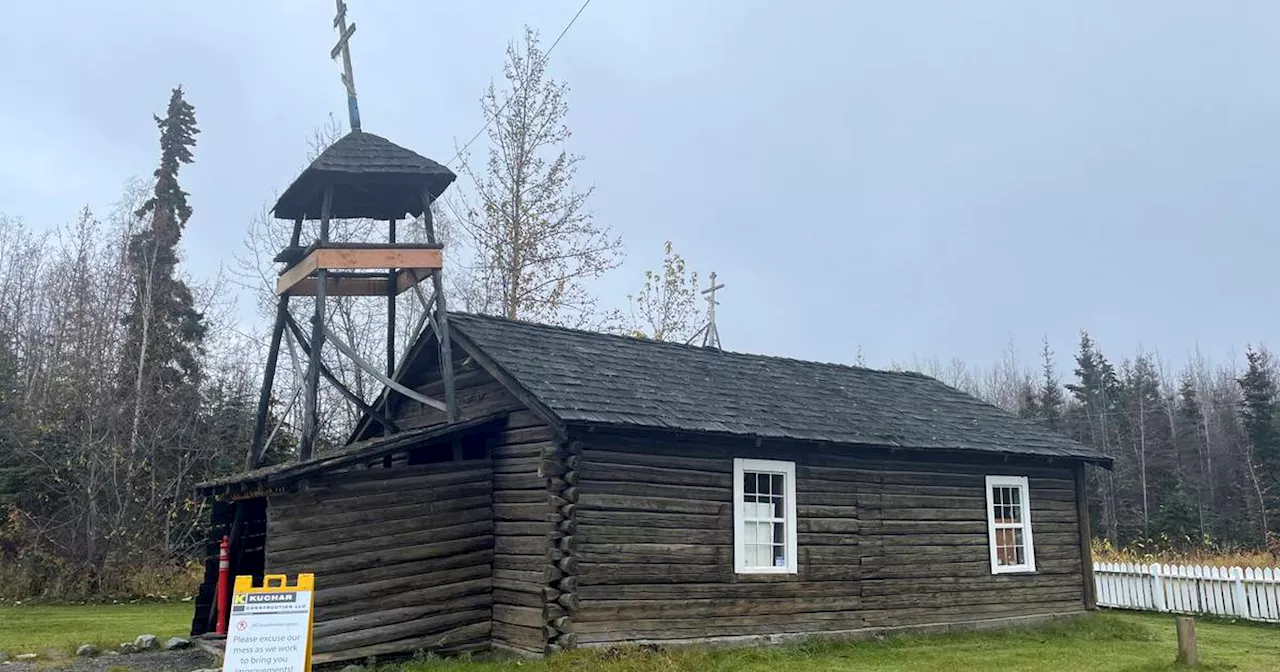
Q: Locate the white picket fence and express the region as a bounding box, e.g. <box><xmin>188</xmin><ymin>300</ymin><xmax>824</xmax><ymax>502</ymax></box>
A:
<box><xmin>1094</xmin><ymin>562</ymin><xmax>1280</xmax><ymax>622</ymax></box>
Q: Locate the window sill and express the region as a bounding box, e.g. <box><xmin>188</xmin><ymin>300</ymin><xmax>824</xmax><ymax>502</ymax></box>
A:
<box><xmin>733</xmin><ymin>569</ymin><xmax>800</xmax><ymax>581</ymax></box>
<box><xmin>991</xmin><ymin>566</ymin><xmax>1037</xmax><ymax>575</ymax></box>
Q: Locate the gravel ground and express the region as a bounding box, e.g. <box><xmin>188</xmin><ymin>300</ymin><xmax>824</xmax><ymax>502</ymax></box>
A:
<box><xmin>2</xmin><ymin>649</ymin><xmax>218</xmax><ymax>672</ymax></box>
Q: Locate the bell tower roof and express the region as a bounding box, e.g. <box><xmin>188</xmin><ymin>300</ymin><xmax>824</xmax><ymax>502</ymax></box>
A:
<box><xmin>272</xmin><ymin>130</ymin><xmax>456</xmax><ymax>221</ymax></box>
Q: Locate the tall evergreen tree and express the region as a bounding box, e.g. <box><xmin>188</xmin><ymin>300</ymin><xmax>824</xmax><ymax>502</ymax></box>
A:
<box><xmin>1118</xmin><ymin>353</ymin><xmax>1173</xmax><ymax>538</ymax></box>
<box><xmin>1016</xmin><ymin>375</ymin><xmax>1040</xmax><ymax>419</ymax></box>
<box><xmin>1037</xmin><ymin>338</ymin><xmax>1065</xmax><ymax>430</ymax></box>
<box><xmin>1237</xmin><ymin>346</ymin><xmax>1279</xmax><ymax>539</ymax></box>
<box><xmin>1174</xmin><ymin>372</ymin><xmax>1209</xmax><ymax>537</ymax></box>
<box><xmin>121</xmin><ymin>86</ymin><xmax>206</xmax><ymax>458</ymax></box>
<box><xmin>1066</xmin><ymin>331</ymin><xmax>1122</xmax><ymax>541</ymax></box>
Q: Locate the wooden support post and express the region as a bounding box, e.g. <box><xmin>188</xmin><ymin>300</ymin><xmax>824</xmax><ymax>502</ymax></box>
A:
<box><xmin>386</xmin><ymin>218</ymin><xmax>397</xmax><ymax>393</ymax></box>
<box><xmin>301</xmin><ymin>187</ymin><xmax>333</xmax><ymax>461</ymax></box>
<box><xmin>247</xmin><ymin>215</ymin><xmax>305</xmax><ymax>469</ymax></box>
<box><xmin>283</xmin><ymin>313</ymin><xmax>400</xmax><ymax>431</ymax></box>
<box><xmin>1075</xmin><ymin>463</ymin><xmax>1097</xmax><ymax>610</ymax></box>
<box><xmin>246</xmin><ymin>295</ymin><xmax>289</xmax><ymax>470</ymax></box>
<box><xmin>1175</xmin><ymin>616</ymin><xmax>1197</xmax><ymax>666</ymax></box>
<box><xmin>421</xmin><ymin>191</ymin><xmax>457</xmax><ymax>421</ymax></box>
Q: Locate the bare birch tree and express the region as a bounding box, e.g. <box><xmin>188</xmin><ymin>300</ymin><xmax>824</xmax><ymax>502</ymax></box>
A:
<box><xmin>453</xmin><ymin>27</ymin><xmax>622</xmax><ymax>326</ymax></box>
<box><xmin>627</xmin><ymin>241</ymin><xmax>700</xmax><ymax>341</ymax></box>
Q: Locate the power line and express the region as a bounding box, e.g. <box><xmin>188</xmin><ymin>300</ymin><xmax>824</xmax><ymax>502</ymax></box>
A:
<box><xmin>444</xmin><ymin>0</ymin><xmax>592</xmax><ymax>168</ymax></box>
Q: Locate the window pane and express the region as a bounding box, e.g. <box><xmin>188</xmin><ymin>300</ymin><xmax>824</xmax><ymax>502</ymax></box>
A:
<box><xmin>772</xmin><ymin>495</ymin><xmax>785</xmax><ymax>518</ymax></box>
<box><xmin>753</xmin><ymin>543</ymin><xmax>770</xmax><ymax>568</ymax></box>
<box><xmin>744</xmin><ymin>472</ymin><xmax>758</xmax><ymax>494</ymax></box>
<box><xmin>771</xmin><ymin>474</ymin><xmax>784</xmax><ymax>496</ymax></box>
<box><xmin>773</xmin><ymin>544</ymin><xmax>786</xmax><ymax>567</ymax></box>
<box><xmin>772</xmin><ymin>521</ymin><xmax>785</xmax><ymax>544</ymax></box>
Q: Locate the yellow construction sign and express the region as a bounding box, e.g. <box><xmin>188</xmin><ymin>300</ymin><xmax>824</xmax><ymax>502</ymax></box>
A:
<box><xmin>222</xmin><ymin>574</ymin><xmax>315</xmax><ymax>672</ymax></box>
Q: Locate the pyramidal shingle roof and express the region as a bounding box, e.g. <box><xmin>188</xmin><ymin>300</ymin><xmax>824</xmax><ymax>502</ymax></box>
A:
<box><xmin>447</xmin><ymin>313</ymin><xmax>1109</xmax><ymax>463</ymax></box>
<box><xmin>273</xmin><ymin>131</ymin><xmax>456</xmax><ymax>221</ymax></box>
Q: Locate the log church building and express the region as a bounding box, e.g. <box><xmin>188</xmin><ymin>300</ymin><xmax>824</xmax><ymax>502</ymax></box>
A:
<box><xmin>193</xmin><ymin>3</ymin><xmax>1110</xmax><ymax>664</ymax></box>
<box><xmin>196</xmin><ymin>307</ymin><xmax>1111</xmax><ymax>663</ymax></box>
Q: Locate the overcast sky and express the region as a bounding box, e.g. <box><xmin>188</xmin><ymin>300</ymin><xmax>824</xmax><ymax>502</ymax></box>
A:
<box><xmin>4</xmin><ymin>1</ymin><xmax>1279</xmax><ymax>376</ymax></box>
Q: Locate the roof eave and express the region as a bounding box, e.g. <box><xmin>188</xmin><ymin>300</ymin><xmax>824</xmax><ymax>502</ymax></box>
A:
<box><xmin>562</xmin><ymin>418</ymin><xmax>1113</xmax><ymax>466</ymax></box>
<box><xmin>197</xmin><ymin>414</ymin><xmax>508</xmax><ymax>498</ymax></box>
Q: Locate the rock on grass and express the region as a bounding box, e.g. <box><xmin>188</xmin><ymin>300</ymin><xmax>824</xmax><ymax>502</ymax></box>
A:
<box><xmin>164</xmin><ymin>636</ymin><xmax>192</xmax><ymax>650</ymax></box>
<box><xmin>135</xmin><ymin>634</ymin><xmax>158</xmax><ymax>650</ymax></box>
<box><xmin>76</xmin><ymin>644</ymin><xmax>98</xmax><ymax>657</ymax></box>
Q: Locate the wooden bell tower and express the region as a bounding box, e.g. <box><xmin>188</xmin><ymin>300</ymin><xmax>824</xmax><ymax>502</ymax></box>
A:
<box><xmin>245</xmin><ymin>0</ymin><xmax>459</xmax><ymax>467</ymax></box>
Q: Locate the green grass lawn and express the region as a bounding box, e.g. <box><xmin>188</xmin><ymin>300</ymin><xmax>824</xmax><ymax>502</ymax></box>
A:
<box><xmin>388</xmin><ymin>612</ymin><xmax>1280</xmax><ymax>672</ymax></box>
<box><xmin>0</xmin><ymin>602</ymin><xmax>192</xmax><ymax>658</ymax></box>
<box><xmin>1</xmin><ymin>607</ymin><xmax>1276</xmax><ymax>670</ymax></box>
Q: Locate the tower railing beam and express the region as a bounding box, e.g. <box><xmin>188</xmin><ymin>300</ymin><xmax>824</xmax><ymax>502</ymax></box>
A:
<box><xmin>421</xmin><ymin>191</ymin><xmax>458</xmax><ymax>421</ymax></box>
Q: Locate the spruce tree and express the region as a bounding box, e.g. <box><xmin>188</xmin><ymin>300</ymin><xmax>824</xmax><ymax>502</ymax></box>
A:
<box><xmin>1016</xmin><ymin>375</ymin><xmax>1040</xmax><ymax>420</ymax></box>
<box><xmin>1174</xmin><ymin>372</ymin><xmax>1209</xmax><ymax>538</ymax></box>
<box><xmin>1037</xmin><ymin>338</ymin><xmax>1065</xmax><ymax>430</ymax></box>
<box><xmin>1238</xmin><ymin>346</ymin><xmax>1280</xmax><ymax>538</ymax></box>
<box><xmin>121</xmin><ymin>86</ymin><xmax>206</xmax><ymax>456</ymax></box>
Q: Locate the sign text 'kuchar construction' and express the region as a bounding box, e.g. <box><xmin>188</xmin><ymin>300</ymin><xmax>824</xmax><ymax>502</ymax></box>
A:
<box><xmin>222</xmin><ymin>574</ymin><xmax>315</xmax><ymax>672</ymax></box>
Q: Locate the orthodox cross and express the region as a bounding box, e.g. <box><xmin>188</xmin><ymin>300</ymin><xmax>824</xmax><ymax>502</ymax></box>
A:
<box><xmin>331</xmin><ymin>0</ymin><xmax>361</xmax><ymax>131</ymax></box>
<box><xmin>701</xmin><ymin>272</ymin><xmax>725</xmax><ymax>349</ymax></box>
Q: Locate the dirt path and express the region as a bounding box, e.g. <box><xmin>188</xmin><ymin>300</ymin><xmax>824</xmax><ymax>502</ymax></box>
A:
<box><xmin>4</xmin><ymin>649</ymin><xmax>218</xmax><ymax>672</ymax></box>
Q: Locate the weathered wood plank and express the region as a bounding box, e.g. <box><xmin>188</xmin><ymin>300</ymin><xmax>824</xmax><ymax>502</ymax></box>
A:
<box><xmin>315</xmin><ymin>563</ymin><xmax>490</xmax><ymax>608</ymax></box>
<box><xmin>579</xmin><ymin>494</ymin><xmax>727</xmax><ymax>516</ymax></box>
<box><xmin>579</xmin><ymin>462</ymin><xmax>733</xmax><ymax>488</ymax></box>
<box><xmin>575</xmin><ymin>596</ymin><xmax>863</xmax><ymax>622</ymax></box>
<box><xmin>298</xmin><ymin>463</ymin><xmax>492</xmax><ymax>494</ymax></box>
<box><xmin>271</xmin><ymin>519</ymin><xmax>492</xmax><ymax>566</ymax></box>
<box><xmin>494</xmin><ymin>503</ymin><xmax>553</xmax><ymax>521</ymax></box>
<box><xmin>312</xmin><ymin>607</ymin><xmax>490</xmax><ymax>654</ymax></box>
<box><xmin>582</xmin><ymin>447</ymin><xmax>732</xmax><ymax>473</ymax></box>
<box><xmin>493</xmin><ymin>605</ymin><xmax>545</xmax><ymax>629</ymax></box>
<box><xmin>493</xmin><ymin>588</ymin><xmax>545</xmax><ymax>609</ymax></box>
<box><xmin>861</xmin><ymin>586</ymin><xmax>1082</xmax><ymax>609</ymax></box>
<box><xmin>860</xmin><ymin>572</ymin><xmax>1082</xmax><ymax>595</ymax></box>
<box><xmin>586</xmin><ymin>481</ymin><xmax>732</xmax><ymax>502</ymax></box>
<box><xmin>271</xmin><ymin>506</ymin><xmax>491</xmax><ymax>553</ymax></box>
<box><xmin>578</xmin><ymin>510</ymin><xmax>725</xmax><ymax>530</ymax></box>
<box><xmin>314</xmin><ymin>593</ymin><xmax>491</xmax><ymax>638</ymax></box>
<box><xmin>579</xmin><ymin>582</ymin><xmax>862</xmax><ymax>600</ymax></box>
<box><xmin>577</xmin><ymin>543</ymin><xmax>728</xmax><ymax>564</ymax></box>
<box><xmin>271</xmin><ymin>479</ymin><xmax>491</xmax><ymax>516</ymax></box>
<box><xmin>495</xmin><ymin>535</ymin><xmax>548</xmax><ymax>556</ymax></box>
<box><xmin>491</xmin><ymin>621</ymin><xmax>546</xmax><ymax>652</ymax></box>
<box><xmin>269</xmin><ymin>494</ymin><xmax>491</xmax><ymax>534</ymax></box>
<box><xmin>311</xmin><ymin>621</ymin><xmax>490</xmax><ymax>664</ymax></box>
<box><xmin>301</xmin><ymin>549</ymin><xmax>492</xmax><ymax>589</ymax></box>
<box><xmin>579</xmin><ymin>563</ymin><xmax>726</xmax><ymax>585</ymax></box>
<box><xmin>581</xmin><ymin>527</ymin><xmax>733</xmax><ymax>546</ymax></box>
<box><xmin>273</xmin><ymin>535</ymin><xmax>492</xmax><ymax>576</ymax></box>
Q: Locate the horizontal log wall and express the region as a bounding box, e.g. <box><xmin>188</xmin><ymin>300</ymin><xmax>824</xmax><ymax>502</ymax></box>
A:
<box><xmin>266</xmin><ymin>459</ymin><xmax>495</xmax><ymax>665</ymax></box>
<box><xmin>572</xmin><ymin>432</ymin><xmax>1086</xmax><ymax>644</ymax></box>
<box><xmin>393</xmin><ymin>357</ymin><xmax>526</xmax><ymax>432</ymax></box>
<box><xmin>490</xmin><ymin>411</ymin><xmax>560</xmax><ymax>655</ymax></box>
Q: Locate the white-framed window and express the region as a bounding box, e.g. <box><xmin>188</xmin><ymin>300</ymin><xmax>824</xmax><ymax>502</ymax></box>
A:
<box><xmin>985</xmin><ymin>475</ymin><xmax>1036</xmax><ymax>574</ymax></box>
<box><xmin>733</xmin><ymin>458</ymin><xmax>798</xmax><ymax>574</ymax></box>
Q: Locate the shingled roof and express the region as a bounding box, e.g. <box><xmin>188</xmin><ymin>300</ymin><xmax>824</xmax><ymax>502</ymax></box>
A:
<box><xmin>446</xmin><ymin>314</ymin><xmax>1109</xmax><ymax>464</ymax></box>
<box><xmin>273</xmin><ymin>131</ymin><xmax>456</xmax><ymax>221</ymax></box>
